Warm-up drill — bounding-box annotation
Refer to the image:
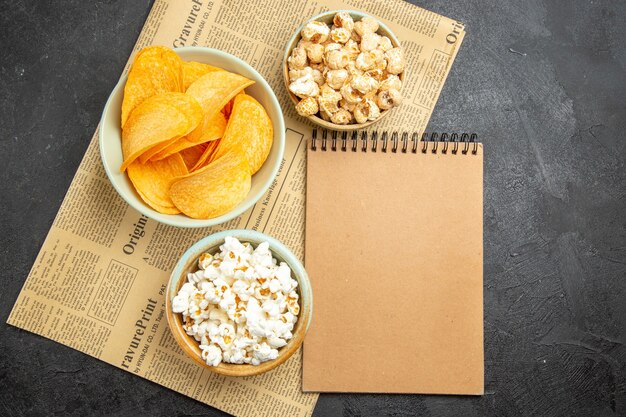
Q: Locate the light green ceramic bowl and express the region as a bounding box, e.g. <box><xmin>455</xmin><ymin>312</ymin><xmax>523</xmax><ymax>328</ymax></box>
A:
<box><xmin>166</xmin><ymin>230</ymin><xmax>313</xmax><ymax>376</ymax></box>
<box><xmin>99</xmin><ymin>47</ymin><xmax>285</xmax><ymax>228</ymax></box>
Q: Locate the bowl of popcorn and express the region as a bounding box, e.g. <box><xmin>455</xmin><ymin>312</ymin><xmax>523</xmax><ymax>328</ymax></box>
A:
<box><xmin>284</xmin><ymin>10</ymin><xmax>405</xmax><ymax>130</ymax></box>
<box><xmin>165</xmin><ymin>230</ymin><xmax>312</xmax><ymax>376</ymax></box>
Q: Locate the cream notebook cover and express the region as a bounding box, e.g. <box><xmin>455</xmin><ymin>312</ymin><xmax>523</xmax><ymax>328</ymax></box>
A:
<box><xmin>303</xmin><ymin>131</ymin><xmax>484</xmax><ymax>394</ymax></box>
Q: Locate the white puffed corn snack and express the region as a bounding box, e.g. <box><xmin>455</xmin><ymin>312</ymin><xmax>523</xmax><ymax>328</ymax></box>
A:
<box><xmin>289</xmin><ymin>73</ymin><xmax>319</xmax><ymax>98</ymax></box>
<box><xmin>377</xmin><ymin>88</ymin><xmax>402</xmax><ymax>110</ymax></box>
<box><xmin>296</xmin><ymin>96</ymin><xmax>319</xmax><ymax>116</ymax></box>
<box><xmin>301</xmin><ymin>21</ymin><xmax>330</xmax><ymax>43</ymax></box>
<box><xmin>325</xmin><ymin>69</ymin><xmax>349</xmax><ymax>90</ymax></box>
<box><xmin>330</xmin><ymin>27</ymin><xmax>351</xmax><ymax>44</ymax></box>
<box><xmin>353</xmin><ymin>99</ymin><xmax>381</xmax><ymax>124</ymax></box>
<box><xmin>331</xmin><ymin>108</ymin><xmax>352</xmax><ymax>125</ymax></box>
<box><xmin>379</xmin><ymin>74</ymin><xmax>402</xmax><ymax>91</ymax></box>
<box><xmin>289</xmin><ymin>12</ymin><xmax>404</xmax><ymax>124</ymax></box>
<box><xmin>385</xmin><ymin>47</ymin><xmax>405</xmax><ymax>74</ymax></box>
<box><xmin>287</xmin><ymin>46</ymin><xmax>307</xmax><ymax>70</ymax></box>
<box><xmin>333</xmin><ymin>12</ymin><xmax>354</xmax><ymax>33</ymax></box>
<box><xmin>351</xmin><ymin>74</ymin><xmax>379</xmax><ymax>95</ymax></box>
<box><xmin>305</xmin><ymin>42</ymin><xmax>325</xmax><ymax>64</ymax></box>
<box><xmin>360</xmin><ymin>32</ymin><xmax>381</xmax><ymax>52</ymax></box>
<box><xmin>172</xmin><ymin>237</ymin><xmax>300</xmax><ymax>366</ymax></box>
<box><xmin>325</xmin><ymin>49</ymin><xmax>350</xmax><ymax>70</ymax></box>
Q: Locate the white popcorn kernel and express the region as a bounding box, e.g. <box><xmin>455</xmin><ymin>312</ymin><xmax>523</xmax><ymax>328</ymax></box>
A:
<box><xmin>325</xmin><ymin>69</ymin><xmax>349</xmax><ymax>90</ymax></box>
<box><xmin>301</xmin><ymin>21</ymin><xmax>330</xmax><ymax>43</ymax></box>
<box><xmin>262</xmin><ymin>299</ymin><xmax>281</xmax><ymax>318</ymax></box>
<box><xmin>231</xmin><ymin>279</ymin><xmax>249</xmax><ymax>295</ymax></box>
<box><xmin>288</xmin><ymin>74</ymin><xmax>320</xmax><ymax>98</ymax></box>
<box><xmin>379</xmin><ymin>36</ymin><xmax>393</xmax><ymax>51</ymax></box>
<box><xmin>252</xmin><ymin>342</ymin><xmax>279</xmax><ymax>364</ymax></box>
<box><xmin>209</xmin><ymin>308</ymin><xmax>229</xmax><ymax>324</ymax></box>
<box><xmin>202</xmin><ymin>264</ymin><xmax>221</xmax><ymax>281</ymax></box>
<box><xmin>268</xmin><ymin>278</ymin><xmax>282</xmax><ymax>293</ymax></box>
<box><xmin>180</xmin><ymin>282</ymin><xmax>196</xmax><ymax>295</ymax></box>
<box><xmin>305</xmin><ymin>43</ymin><xmax>325</xmax><ymax>63</ymax></box>
<box><xmin>223</xmin><ymin>236</ymin><xmax>246</xmax><ymax>254</ymax></box>
<box><xmin>385</xmin><ymin>47</ymin><xmax>405</xmax><ymax>74</ymax></box>
<box><xmin>172</xmin><ymin>293</ymin><xmax>191</xmax><ymax>314</ymax></box>
<box><xmin>353</xmin><ymin>99</ymin><xmax>381</xmax><ymax>124</ymax></box>
<box><xmin>295</xmin><ymin>96</ymin><xmax>319</xmax><ymax>117</ymax></box>
<box><xmin>201</xmin><ymin>344</ymin><xmax>223</xmax><ymax>367</ymax></box>
<box><xmin>377</xmin><ymin>88</ymin><xmax>402</xmax><ymax>110</ymax></box>
<box><xmin>330</xmin><ymin>27</ymin><xmax>351</xmax><ymax>44</ymax></box>
<box><xmin>360</xmin><ymin>32</ymin><xmax>381</xmax><ymax>52</ymax></box>
<box><xmin>325</xmin><ymin>49</ymin><xmax>350</xmax><ymax>70</ymax></box>
<box><xmin>333</xmin><ymin>12</ymin><xmax>354</xmax><ymax>32</ymax></box>
<box><xmin>198</xmin><ymin>253</ymin><xmax>213</xmax><ymax>270</ymax></box>
<box><xmin>330</xmin><ymin>108</ymin><xmax>352</xmax><ymax>125</ymax></box>
<box><xmin>267</xmin><ymin>336</ymin><xmax>288</xmax><ymax>349</ymax></box>
<box><xmin>219</xmin><ymin>289</ymin><xmax>237</xmax><ymax>311</ymax></box>
<box><xmin>189</xmin><ymin>303</ymin><xmax>210</xmax><ymax>321</ymax></box>
<box><xmin>287</xmin><ymin>46</ymin><xmax>308</xmax><ymax>70</ymax></box>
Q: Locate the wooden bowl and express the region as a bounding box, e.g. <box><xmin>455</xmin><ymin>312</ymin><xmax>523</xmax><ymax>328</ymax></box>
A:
<box><xmin>283</xmin><ymin>10</ymin><xmax>405</xmax><ymax>131</ymax></box>
<box><xmin>165</xmin><ymin>230</ymin><xmax>313</xmax><ymax>377</ymax></box>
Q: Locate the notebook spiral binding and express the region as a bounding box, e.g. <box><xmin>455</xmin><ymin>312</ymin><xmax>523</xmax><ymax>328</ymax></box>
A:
<box><xmin>310</xmin><ymin>129</ymin><xmax>480</xmax><ymax>155</ymax></box>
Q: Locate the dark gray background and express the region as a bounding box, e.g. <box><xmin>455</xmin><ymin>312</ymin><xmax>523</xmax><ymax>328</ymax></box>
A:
<box><xmin>1</xmin><ymin>0</ymin><xmax>624</xmax><ymax>416</ymax></box>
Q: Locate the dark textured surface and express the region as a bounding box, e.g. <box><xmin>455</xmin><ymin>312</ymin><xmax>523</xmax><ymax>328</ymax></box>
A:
<box><xmin>1</xmin><ymin>0</ymin><xmax>625</xmax><ymax>416</ymax></box>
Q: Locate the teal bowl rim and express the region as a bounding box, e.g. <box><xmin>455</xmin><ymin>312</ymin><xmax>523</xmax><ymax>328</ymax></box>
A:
<box><xmin>168</xmin><ymin>229</ymin><xmax>313</xmax><ymax>332</ymax></box>
<box><xmin>98</xmin><ymin>46</ymin><xmax>286</xmax><ymax>228</ymax></box>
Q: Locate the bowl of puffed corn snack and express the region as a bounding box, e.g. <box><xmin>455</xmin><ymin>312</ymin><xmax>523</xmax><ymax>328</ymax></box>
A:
<box><xmin>166</xmin><ymin>230</ymin><xmax>312</xmax><ymax>376</ymax></box>
<box><xmin>284</xmin><ymin>10</ymin><xmax>405</xmax><ymax>130</ymax></box>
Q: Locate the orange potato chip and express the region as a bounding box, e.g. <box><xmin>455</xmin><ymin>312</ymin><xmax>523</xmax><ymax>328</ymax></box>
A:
<box><xmin>170</xmin><ymin>150</ymin><xmax>251</xmax><ymax>219</ymax></box>
<box><xmin>190</xmin><ymin>139</ymin><xmax>221</xmax><ymax>172</ymax></box>
<box><xmin>127</xmin><ymin>153</ymin><xmax>188</xmax><ymax>214</ymax></box>
<box><xmin>137</xmin><ymin>136</ymin><xmax>181</xmax><ymax>164</ymax></box>
<box><xmin>221</xmin><ymin>92</ymin><xmax>242</xmax><ymax>119</ymax></box>
<box><xmin>120</xmin><ymin>92</ymin><xmax>203</xmax><ymax>171</ymax></box>
<box><xmin>186</xmin><ymin>108</ymin><xmax>227</xmax><ymax>144</ymax></box>
<box><xmin>211</xmin><ymin>94</ymin><xmax>273</xmax><ymax>175</ymax></box>
<box><xmin>150</xmin><ymin>110</ymin><xmax>227</xmax><ymax>161</ymax></box>
<box><xmin>182</xmin><ymin>61</ymin><xmax>222</xmax><ymax>91</ymax></box>
<box><xmin>186</xmin><ymin>71</ymin><xmax>254</xmax><ymax>127</ymax></box>
<box><xmin>121</xmin><ymin>46</ymin><xmax>183</xmax><ymax>127</ymax></box>
<box><xmin>179</xmin><ymin>144</ymin><xmax>208</xmax><ymax>171</ymax></box>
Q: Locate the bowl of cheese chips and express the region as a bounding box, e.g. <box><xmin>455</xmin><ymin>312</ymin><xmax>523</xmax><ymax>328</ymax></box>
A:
<box><xmin>99</xmin><ymin>46</ymin><xmax>285</xmax><ymax>228</ymax></box>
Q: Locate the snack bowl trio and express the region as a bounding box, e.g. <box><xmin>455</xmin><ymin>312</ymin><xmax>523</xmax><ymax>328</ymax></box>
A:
<box><xmin>99</xmin><ymin>10</ymin><xmax>403</xmax><ymax>375</ymax></box>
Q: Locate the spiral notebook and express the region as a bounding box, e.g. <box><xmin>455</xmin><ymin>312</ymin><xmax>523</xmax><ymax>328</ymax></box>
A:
<box><xmin>303</xmin><ymin>130</ymin><xmax>484</xmax><ymax>394</ymax></box>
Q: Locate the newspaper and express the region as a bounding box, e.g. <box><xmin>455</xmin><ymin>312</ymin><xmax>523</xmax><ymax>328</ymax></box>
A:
<box><xmin>8</xmin><ymin>1</ymin><xmax>464</xmax><ymax>416</ymax></box>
